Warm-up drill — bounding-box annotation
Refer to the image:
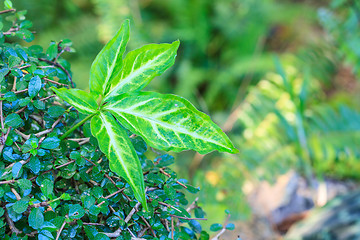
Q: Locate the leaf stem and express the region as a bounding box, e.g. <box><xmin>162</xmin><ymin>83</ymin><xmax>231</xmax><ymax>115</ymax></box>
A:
<box><xmin>60</xmin><ymin>113</ymin><xmax>96</xmax><ymax>140</ymax></box>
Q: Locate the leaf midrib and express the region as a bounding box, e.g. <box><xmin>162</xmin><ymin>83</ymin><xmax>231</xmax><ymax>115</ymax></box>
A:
<box><xmin>106</xmin><ymin>107</ymin><xmax>231</xmax><ymax>151</ymax></box>
<box><xmin>99</xmin><ymin>113</ymin><xmax>135</xmax><ymax>187</ymax></box>
<box><xmin>104</xmin><ymin>49</ymin><xmax>169</xmax><ymax>100</ymax></box>
<box><xmin>102</xmin><ymin>34</ymin><xmax>125</xmax><ymax>95</ymax></box>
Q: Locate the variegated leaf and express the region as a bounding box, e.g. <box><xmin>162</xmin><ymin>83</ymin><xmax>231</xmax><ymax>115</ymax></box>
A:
<box><xmin>51</xmin><ymin>87</ymin><xmax>98</xmax><ymax>115</ymax></box>
<box><xmin>89</xmin><ymin>20</ymin><xmax>130</xmax><ymax>96</ymax></box>
<box><xmin>104</xmin><ymin>92</ymin><xmax>238</xmax><ymax>154</ymax></box>
<box><xmin>103</xmin><ymin>41</ymin><xmax>180</xmax><ymax>102</ymax></box>
<box><xmin>90</xmin><ymin>111</ymin><xmax>147</xmax><ymax>210</ymax></box>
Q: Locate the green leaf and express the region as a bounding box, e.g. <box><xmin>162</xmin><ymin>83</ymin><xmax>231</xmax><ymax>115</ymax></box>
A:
<box><xmin>83</xmin><ymin>195</ymin><xmax>95</xmax><ymax>209</ymax></box>
<box><xmin>91</xmin><ymin>186</ymin><xmax>103</xmax><ymax>198</ymax></box>
<box><xmin>4</xmin><ymin>0</ymin><xmax>13</xmax><ymax>9</ymax></box>
<box><xmin>28</xmin><ymin>76</ymin><xmax>42</xmax><ymax>98</ymax></box>
<box><xmin>90</xmin><ymin>111</ymin><xmax>147</xmax><ymax>210</ymax></box>
<box><xmin>17</xmin><ymin>179</ymin><xmax>32</xmax><ymax>191</ymax></box>
<box><xmin>20</xmin><ymin>20</ymin><xmax>32</xmax><ymax>29</ymax></box>
<box><xmin>13</xmin><ymin>199</ymin><xmax>29</xmax><ymax>214</ymax></box>
<box><xmin>199</xmin><ymin>231</ymin><xmax>210</xmax><ymax>240</ymax></box>
<box><xmin>103</xmin><ymin>41</ymin><xmax>180</xmax><ymax>102</ymax></box>
<box><xmin>46</xmin><ymin>43</ymin><xmax>58</xmax><ymax>60</ymax></box>
<box><xmin>19</xmin><ymin>97</ymin><xmax>31</xmax><ymax>107</ymax></box>
<box><xmin>156</xmin><ymin>154</ymin><xmax>174</xmax><ymax>167</ymax></box>
<box><xmin>29</xmin><ymin>156</ymin><xmax>41</xmax><ymax>174</ymax></box>
<box><xmin>69</xmin><ymin>204</ymin><xmax>85</xmax><ymax>219</ymax></box>
<box><xmin>88</xmin><ymin>205</ymin><xmax>100</xmax><ymax>216</ymax></box>
<box><xmin>4</xmin><ymin>92</ymin><xmax>17</xmax><ymax>101</ymax></box>
<box><xmin>29</xmin><ymin>208</ymin><xmax>44</xmax><ymax>229</ymax></box>
<box><xmin>8</xmin><ymin>55</ymin><xmax>21</xmax><ymax>68</ymax></box>
<box><xmin>95</xmin><ymin>234</ymin><xmax>110</xmax><ymax>240</ymax></box>
<box><xmin>33</xmin><ymin>100</ymin><xmax>45</xmax><ymax>110</ymax></box>
<box><xmin>5</xmin><ymin>113</ymin><xmax>23</xmax><ymax>128</ymax></box>
<box><xmin>104</xmin><ymin>92</ymin><xmax>238</xmax><ymax>154</ymax></box>
<box><xmin>69</xmin><ymin>151</ymin><xmax>81</xmax><ymax>160</ymax></box>
<box><xmin>60</xmin><ymin>193</ymin><xmax>71</xmax><ymax>200</ymax></box>
<box><xmin>47</xmin><ymin>106</ymin><xmax>65</xmax><ymax>118</ymax></box>
<box><xmin>89</xmin><ymin>20</ymin><xmax>129</xmax><ymax>96</ymax></box>
<box><xmin>51</xmin><ymin>87</ymin><xmax>98</xmax><ymax>115</ymax></box>
<box><xmin>225</xmin><ymin>223</ymin><xmax>235</xmax><ymax>230</ymax></box>
<box><xmin>16</xmin><ymin>29</ymin><xmax>34</xmax><ymax>42</ymax></box>
<box><xmin>40</xmin><ymin>137</ymin><xmax>60</xmax><ymax>149</ymax></box>
<box><xmin>210</xmin><ymin>223</ymin><xmax>223</xmax><ymax>232</ymax></box>
<box><xmin>40</xmin><ymin>223</ymin><xmax>57</xmax><ymax>232</ymax></box>
<box><xmin>189</xmin><ymin>220</ymin><xmax>202</xmax><ymax>234</ymax></box>
<box><xmin>40</xmin><ymin>179</ymin><xmax>54</xmax><ymax>198</ymax></box>
<box><xmin>164</xmin><ymin>184</ymin><xmax>176</xmax><ymax>199</ymax></box>
<box><xmin>12</xmin><ymin>162</ymin><xmax>22</xmax><ymax>178</ymax></box>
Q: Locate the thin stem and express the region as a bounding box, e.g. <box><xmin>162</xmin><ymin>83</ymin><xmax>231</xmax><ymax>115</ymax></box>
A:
<box><xmin>56</xmin><ymin>218</ymin><xmax>67</xmax><ymax>240</ymax></box>
<box><xmin>60</xmin><ymin>113</ymin><xmax>96</xmax><ymax>140</ymax></box>
<box><xmin>0</xmin><ymin>100</ymin><xmax>4</xmax><ymax>130</ymax></box>
<box><xmin>140</xmin><ymin>215</ymin><xmax>156</xmax><ymax>237</ymax></box>
<box><xmin>31</xmin><ymin>196</ymin><xmax>62</xmax><ymax>208</ymax></box>
<box><xmin>12</xmin><ymin>77</ymin><xmax>17</xmax><ymax>91</ymax></box>
<box><xmin>159</xmin><ymin>168</ymin><xmax>187</xmax><ymax>189</ymax></box>
<box><xmin>211</xmin><ymin>214</ymin><xmax>231</xmax><ymax>240</ymax></box>
<box><xmin>102</xmin><ymin>202</ymin><xmax>141</xmax><ymax>238</ymax></box>
<box><xmin>38</xmin><ymin>58</ymin><xmax>74</xmax><ymax>88</ymax></box>
<box><xmin>0</xmin><ymin>179</ymin><xmax>16</xmax><ymax>185</ymax></box>
<box><xmin>5</xmin><ymin>211</ymin><xmax>22</xmax><ymax>235</ymax></box>
<box><xmin>169</xmin><ymin>215</ymin><xmax>207</xmax><ymax>221</ymax></box>
<box><xmin>43</xmin><ymin>77</ymin><xmax>69</xmax><ymax>87</ymax></box>
<box><xmin>171</xmin><ymin>216</ymin><xmax>174</xmax><ymax>240</ymax></box>
<box><xmin>0</xmin><ymin>9</ymin><xmax>16</xmax><ymax>14</ymax></box>
<box><xmin>0</xmin><ymin>127</ymin><xmax>11</xmax><ymax>154</ymax></box>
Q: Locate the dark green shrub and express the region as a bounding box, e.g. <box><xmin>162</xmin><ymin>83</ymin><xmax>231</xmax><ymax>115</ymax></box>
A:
<box><xmin>0</xmin><ymin>2</ymin><xmax>236</xmax><ymax>239</ymax></box>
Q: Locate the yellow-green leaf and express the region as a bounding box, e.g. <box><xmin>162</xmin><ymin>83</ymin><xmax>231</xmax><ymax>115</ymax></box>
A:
<box><xmin>89</xmin><ymin>20</ymin><xmax>130</xmax><ymax>96</ymax></box>
<box><xmin>51</xmin><ymin>87</ymin><xmax>98</xmax><ymax>115</ymax></box>
<box><xmin>104</xmin><ymin>92</ymin><xmax>238</xmax><ymax>154</ymax></box>
<box><xmin>90</xmin><ymin>111</ymin><xmax>147</xmax><ymax>210</ymax></box>
<box><xmin>103</xmin><ymin>41</ymin><xmax>179</xmax><ymax>102</ymax></box>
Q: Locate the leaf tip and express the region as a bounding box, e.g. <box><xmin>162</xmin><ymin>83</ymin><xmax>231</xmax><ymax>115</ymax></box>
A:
<box><xmin>172</xmin><ymin>40</ymin><xmax>180</xmax><ymax>49</ymax></box>
<box><xmin>50</xmin><ymin>86</ymin><xmax>60</xmax><ymax>94</ymax></box>
<box><xmin>229</xmin><ymin>147</ymin><xmax>239</xmax><ymax>154</ymax></box>
<box><xmin>142</xmin><ymin>200</ymin><xmax>149</xmax><ymax>212</ymax></box>
<box><xmin>123</xmin><ymin>19</ymin><xmax>130</xmax><ymax>27</ymax></box>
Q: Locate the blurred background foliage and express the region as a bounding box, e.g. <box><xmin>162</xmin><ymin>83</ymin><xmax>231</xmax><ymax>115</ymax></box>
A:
<box><xmin>11</xmin><ymin>0</ymin><xmax>360</xmax><ymax>232</ymax></box>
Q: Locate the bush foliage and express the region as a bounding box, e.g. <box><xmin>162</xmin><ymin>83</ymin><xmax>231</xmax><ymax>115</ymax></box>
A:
<box><xmin>0</xmin><ymin>3</ymin><xmax>235</xmax><ymax>239</ymax></box>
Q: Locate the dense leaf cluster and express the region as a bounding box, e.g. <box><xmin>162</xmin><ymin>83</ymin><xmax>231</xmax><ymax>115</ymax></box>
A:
<box><xmin>0</xmin><ymin>4</ymin><xmax>233</xmax><ymax>240</ymax></box>
<box><xmin>50</xmin><ymin>16</ymin><xmax>236</xmax><ymax>211</ymax></box>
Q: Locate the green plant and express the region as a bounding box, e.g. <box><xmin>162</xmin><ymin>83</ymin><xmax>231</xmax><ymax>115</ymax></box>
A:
<box><xmin>318</xmin><ymin>0</ymin><xmax>360</xmax><ymax>78</ymax></box>
<box><xmin>0</xmin><ymin>2</ymin><xmax>237</xmax><ymax>239</ymax></box>
<box><xmin>234</xmin><ymin>58</ymin><xmax>360</xmax><ymax>182</ymax></box>
<box><xmin>51</xmin><ymin>19</ymin><xmax>237</xmax><ymax>210</ymax></box>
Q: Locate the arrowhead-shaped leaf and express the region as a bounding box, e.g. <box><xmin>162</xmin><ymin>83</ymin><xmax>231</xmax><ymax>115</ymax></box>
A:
<box><xmin>90</xmin><ymin>111</ymin><xmax>147</xmax><ymax>210</ymax></box>
<box><xmin>52</xmin><ymin>87</ymin><xmax>98</xmax><ymax>115</ymax></box>
<box><xmin>89</xmin><ymin>20</ymin><xmax>130</xmax><ymax>96</ymax></box>
<box><xmin>104</xmin><ymin>92</ymin><xmax>238</xmax><ymax>154</ymax></box>
<box><xmin>103</xmin><ymin>41</ymin><xmax>180</xmax><ymax>102</ymax></box>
